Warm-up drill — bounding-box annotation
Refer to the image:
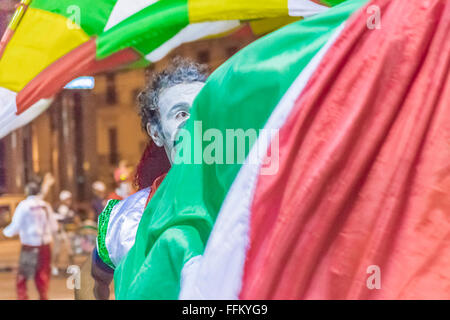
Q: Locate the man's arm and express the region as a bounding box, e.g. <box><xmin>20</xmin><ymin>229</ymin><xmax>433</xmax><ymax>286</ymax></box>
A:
<box><xmin>75</xmin><ymin>254</ymin><xmax>96</xmax><ymax>300</ymax></box>
<box><xmin>39</xmin><ymin>173</ymin><xmax>55</xmax><ymax>199</ymax></box>
<box><xmin>75</xmin><ymin>249</ymin><xmax>114</xmax><ymax>300</ymax></box>
<box><xmin>92</xmin><ymin>248</ymin><xmax>114</xmax><ymax>300</ymax></box>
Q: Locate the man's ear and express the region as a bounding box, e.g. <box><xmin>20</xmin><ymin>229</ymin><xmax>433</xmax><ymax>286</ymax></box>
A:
<box><xmin>147</xmin><ymin>122</ymin><xmax>164</xmax><ymax>147</ymax></box>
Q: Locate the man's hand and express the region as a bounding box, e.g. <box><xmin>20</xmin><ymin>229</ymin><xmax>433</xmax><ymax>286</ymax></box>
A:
<box><xmin>75</xmin><ymin>250</ymin><xmax>114</xmax><ymax>300</ymax></box>
<box><xmin>40</xmin><ymin>173</ymin><xmax>55</xmax><ymax>199</ymax></box>
<box><xmin>91</xmin><ymin>256</ymin><xmax>114</xmax><ymax>300</ymax></box>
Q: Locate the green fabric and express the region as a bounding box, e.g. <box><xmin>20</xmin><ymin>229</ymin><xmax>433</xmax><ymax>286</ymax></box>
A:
<box><xmin>320</xmin><ymin>0</ymin><xmax>350</xmax><ymax>7</ymax></box>
<box><xmin>97</xmin><ymin>199</ymin><xmax>120</xmax><ymax>269</ymax></box>
<box><xmin>114</xmin><ymin>0</ymin><xmax>368</xmax><ymax>300</ymax></box>
<box><xmin>30</xmin><ymin>0</ymin><xmax>117</xmax><ymax>36</ymax></box>
<box><xmin>96</xmin><ymin>0</ymin><xmax>349</xmax><ymax>60</ymax></box>
<box><xmin>96</xmin><ymin>0</ymin><xmax>189</xmax><ymax>59</ymax></box>
<box><xmin>125</xmin><ymin>58</ymin><xmax>152</xmax><ymax>70</ymax></box>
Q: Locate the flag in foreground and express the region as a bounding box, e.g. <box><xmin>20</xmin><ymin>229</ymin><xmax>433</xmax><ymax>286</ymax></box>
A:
<box><xmin>113</xmin><ymin>0</ymin><xmax>450</xmax><ymax>299</ymax></box>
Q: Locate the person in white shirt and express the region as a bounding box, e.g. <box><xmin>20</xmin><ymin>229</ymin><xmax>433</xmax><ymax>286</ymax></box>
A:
<box><xmin>3</xmin><ymin>181</ymin><xmax>58</xmax><ymax>300</ymax></box>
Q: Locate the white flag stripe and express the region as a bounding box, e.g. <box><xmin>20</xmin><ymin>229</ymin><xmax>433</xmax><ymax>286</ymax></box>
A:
<box><xmin>146</xmin><ymin>20</ymin><xmax>241</xmax><ymax>63</ymax></box>
<box><xmin>104</xmin><ymin>0</ymin><xmax>159</xmax><ymax>32</ymax></box>
<box><xmin>0</xmin><ymin>87</ymin><xmax>52</xmax><ymax>140</ymax></box>
<box><xmin>288</xmin><ymin>0</ymin><xmax>329</xmax><ymax>17</ymax></box>
<box><xmin>178</xmin><ymin>23</ymin><xmax>346</xmax><ymax>300</ymax></box>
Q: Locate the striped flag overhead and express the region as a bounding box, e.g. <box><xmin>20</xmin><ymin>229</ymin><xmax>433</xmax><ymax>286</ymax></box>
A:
<box><xmin>0</xmin><ymin>0</ymin><xmax>339</xmax><ymax>139</ymax></box>
<box><xmin>111</xmin><ymin>0</ymin><xmax>450</xmax><ymax>299</ymax></box>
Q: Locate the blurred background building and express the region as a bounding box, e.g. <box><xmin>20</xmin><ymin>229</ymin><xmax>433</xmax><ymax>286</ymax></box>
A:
<box><xmin>0</xmin><ymin>0</ymin><xmax>260</xmax><ymax>301</ymax></box>
<box><xmin>0</xmin><ymin>0</ymin><xmax>257</xmax><ymax>205</ymax></box>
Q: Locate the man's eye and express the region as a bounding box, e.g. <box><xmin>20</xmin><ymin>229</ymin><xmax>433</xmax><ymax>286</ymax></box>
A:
<box><xmin>176</xmin><ymin>111</ymin><xmax>190</xmax><ymax>121</ymax></box>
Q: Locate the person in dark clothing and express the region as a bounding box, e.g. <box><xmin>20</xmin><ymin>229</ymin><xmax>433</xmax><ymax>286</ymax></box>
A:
<box><xmin>91</xmin><ymin>181</ymin><xmax>107</xmax><ymax>222</ymax></box>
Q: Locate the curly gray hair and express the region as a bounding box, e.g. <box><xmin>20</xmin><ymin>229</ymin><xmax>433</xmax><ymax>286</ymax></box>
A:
<box><xmin>138</xmin><ymin>57</ymin><xmax>209</xmax><ymax>132</ymax></box>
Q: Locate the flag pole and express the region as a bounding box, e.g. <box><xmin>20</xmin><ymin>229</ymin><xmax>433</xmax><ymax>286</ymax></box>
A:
<box><xmin>0</xmin><ymin>0</ymin><xmax>32</xmax><ymax>60</ymax></box>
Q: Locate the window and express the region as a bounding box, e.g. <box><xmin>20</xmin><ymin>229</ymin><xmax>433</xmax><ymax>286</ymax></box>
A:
<box><xmin>227</xmin><ymin>46</ymin><xmax>239</xmax><ymax>57</ymax></box>
<box><xmin>73</xmin><ymin>93</ymin><xmax>85</xmax><ymax>200</ymax></box>
<box><xmin>22</xmin><ymin>126</ymin><xmax>33</xmax><ymax>184</ymax></box>
<box><xmin>106</xmin><ymin>73</ymin><xmax>117</xmax><ymax>105</ymax></box>
<box><xmin>132</xmin><ymin>88</ymin><xmax>141</xmax><ymax>105</ymax></box>
<box><xmin>108</xmin><ymin>128</ymin><xmax>119</xmax><ymax>165</ymax></box>
<box><xmin>197</xmin><ymin>50</ymin><xmax>210</xmax><ymax>64</ymax></box>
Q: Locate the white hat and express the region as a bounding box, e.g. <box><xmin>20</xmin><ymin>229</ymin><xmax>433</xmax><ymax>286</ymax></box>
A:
<box><xmin>59</xmin><ymin>190</ymin><xmax>72</xmax><ymax>201</ymax></box>
<box><xmin>92</xmin><ymin>181</ymin><xmax>106</xmax><ymax>192</ymax></box>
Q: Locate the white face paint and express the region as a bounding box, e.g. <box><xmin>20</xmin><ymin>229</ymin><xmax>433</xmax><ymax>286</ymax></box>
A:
<box><xmin>147</xmin><ymin>82</ymin><xmax>204</xmax><ymax>163</ymax></box>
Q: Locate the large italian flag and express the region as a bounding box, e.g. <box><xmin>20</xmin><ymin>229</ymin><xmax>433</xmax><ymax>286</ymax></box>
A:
<box><xmin>0</xmin><ymin>0</ymin><xmax>337</xmax><ymax>139</ymax></box>
<box><xmin>114</xmin><ymin>0</ymin><xmax>450</xmax><ymax>299</ymax></box>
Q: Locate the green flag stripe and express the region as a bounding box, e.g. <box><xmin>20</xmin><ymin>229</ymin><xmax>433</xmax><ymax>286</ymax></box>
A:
<box><xmin>96</xmin><ymin>0</ymin><xmax>348</xmax><ymax>60</ymax></box>
<box><xmin>30</xmin><ymin>0</ymin><xmax>117</xmax><ymax>36</ymax></box>
<box><xmin>114</xmin><ymin>0</ymin><xmax>367</xmax><ymax>300</ymax></box>
<box><xmin>125</xmin><ymin>57</ymin><xmax>152</xmax><ymax>69</ymax></box>
<box><xmin>320</xmin><ymin>0</ymin><xmax>349</xmax><ymax>6</ymax></box>
<box><xmin>96</xmin><ymin>0</ymin><xmax>189</xmax><ymax>59</ymax></box>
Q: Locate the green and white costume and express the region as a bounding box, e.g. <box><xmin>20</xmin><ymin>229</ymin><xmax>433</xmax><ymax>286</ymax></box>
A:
<box><xmin>96</xmin><ymin>187</ymin><xmax>150</xmax><ymax>269</ymax></box>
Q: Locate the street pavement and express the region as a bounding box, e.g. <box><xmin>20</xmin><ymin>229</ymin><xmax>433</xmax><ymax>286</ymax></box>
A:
<box><xmin>0</xmin><ymin>238</ymin><xmax>87</xmax><ymax>300</ymax></box>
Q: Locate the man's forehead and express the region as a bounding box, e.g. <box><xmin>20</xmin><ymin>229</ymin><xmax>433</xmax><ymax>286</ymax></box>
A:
<box><xmin>158</xmin><ymin>82</ymin><xmax>205</xmax><ymax>112</ymax></box>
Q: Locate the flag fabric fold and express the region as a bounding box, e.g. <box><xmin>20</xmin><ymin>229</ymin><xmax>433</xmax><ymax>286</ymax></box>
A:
<box><xmin>114</xmin><ymin>0</ymin><xmax>450</xmax><ymax>300</ymax></box>
<box><xmin>2</xmin><ymin>0</ymin><xmax>448</xmax><ymax>301</ymax></box>
<box><xmin>114</xmin><ymin>0</ymin><xmax>369</xmax><ymax>300</ymax></box>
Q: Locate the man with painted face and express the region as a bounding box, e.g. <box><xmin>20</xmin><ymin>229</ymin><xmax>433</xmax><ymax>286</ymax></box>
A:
<box><xmin>77</xmin><ymin>58</ymin><xmax>208</xmax><ymax>300</ymax></box>
<box><xmin>142</xmin><ymin>64</ymin><xmax>206</xmax><ymax>163</ymax></box>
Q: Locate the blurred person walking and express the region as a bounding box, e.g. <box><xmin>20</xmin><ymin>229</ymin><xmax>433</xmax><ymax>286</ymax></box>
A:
<box><xmin>91</xmin><ymin>181</ymin><xmax>107</xmax><ymax>222</ymax></box>
<box><xmin>108</xmin><ymin>161</ymin><xmax>135</xmax><ymax>201</ymax></box>
<box><xmin>2</xmin><ymin>182</ymin><xmax>58</xmax><ymax>300</ymax></box>
<box><xmin>51</xmin><ymin>190</ymin><xmax>78</xmax><ymax>276</ymax></box>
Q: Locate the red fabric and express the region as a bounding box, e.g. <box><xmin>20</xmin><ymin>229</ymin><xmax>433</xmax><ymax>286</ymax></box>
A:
<box><xmin>145</xmin><ymin>173</ymin><xmax>167</xmax><ymax>208</ymax></box>
<box><xmin>107</xmin><ymin>192</ymin><xmax>123</xmax><ymax>201</ymax></box>
<box><xmin>241</xmin><ymin>0</ymin><xmax>450</xmax><ymax>299</ymax></box>
<box><xmin>17</xmin><ymin>245</ymin><xmax>51</xmax><ymax>300</ymax></box>
<box><xmin>0</xmin><ymin>28</ymin><xmax>13</xmax><ymax>60</ymax></box>
<box><xmin>134</xmin><ymin>142</ymin><xmax>171</xmax><ymax>191</ymax></box>
<box><xmin>16</xmin><ymin>39</ymin><xmax>140</xmax><ymax>114</ymax></box>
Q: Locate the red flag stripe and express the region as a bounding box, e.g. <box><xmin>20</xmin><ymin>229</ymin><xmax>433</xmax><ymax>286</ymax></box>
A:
<box><xmin>16</xmin><ymin>39</ymin><xmax>140</xmax><ymax>115</ymax></box>
<box><xmin>241</xmin><ymin>0</ymin><xmax>450</xmax><ymax>299</ymax></box>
